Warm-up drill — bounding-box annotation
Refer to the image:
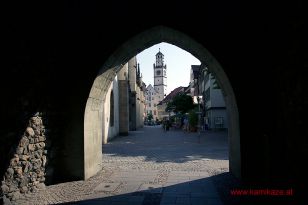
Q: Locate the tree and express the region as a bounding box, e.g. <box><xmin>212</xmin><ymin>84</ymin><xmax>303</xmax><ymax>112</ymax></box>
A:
<box><xmin>147</xmin><ymin>113</ymin><xmax>153</xmax><ymax>121</ymax></box>
<box><xmin>166</xmin><ymin>93</ymin><xmax>195</xmax><ymax>114</ymax></box>
<box><xmin>188</xmin><ymin>110</ymin><xmax>198</xmax><ymax>131</ymax></box>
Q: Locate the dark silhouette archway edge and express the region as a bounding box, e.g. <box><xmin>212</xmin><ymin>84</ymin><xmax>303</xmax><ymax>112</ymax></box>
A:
<box><xmin>84</xmin><ymin>25</ymin><xmax>241</xmax><ymax>180</ymax></box>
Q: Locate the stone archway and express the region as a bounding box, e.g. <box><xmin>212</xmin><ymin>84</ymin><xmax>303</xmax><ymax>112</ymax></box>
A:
<box><xmin>84</xmin><ymin>26</ymin><xmax>240</xmax><ymax>180</ymax></box>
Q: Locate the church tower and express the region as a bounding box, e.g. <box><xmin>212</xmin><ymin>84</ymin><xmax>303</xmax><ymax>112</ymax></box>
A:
<box><xmin>153</xmin><ymin>48</ymin><xmax>167</xmax><ymax>101</ymax></box>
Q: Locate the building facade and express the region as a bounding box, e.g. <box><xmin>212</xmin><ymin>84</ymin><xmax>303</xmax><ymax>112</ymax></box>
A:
<box><xmin>153</xmin><ymin>49</ymin><xmax>167</xmax><ymax>101</ymax></box>
<box><xmin>136</xmin><ymin>63</ymin><xmax>146</xmax><ymax>128</ymax></box>
<box><xmin>144</xmin><ymin>49</ymin><xmax>169</xmax><ymax>122</ymax></box>
<box><xmin>128</xmin><ymin>57</ymin><xmax>145</xmax><ymax>131</ymax></box>
<box><xmin>197</xmin><ymin>64</ymin><xmax>228</xmax><ymax>130</ymax></box>
<box><xmin>145</xmin><ymin>84</ymin><xmax>160</xmax><ymax>122</ymax></box>
<box><xmin>189</xmin><ymin>65</ymin><xmax>200</xmax><ymax>97</ymax></box>
<box><xmin>103</xmin><ymin>75</ymin><xmax>120</xmax><ymax>144</ymax></box>
<box><xmin>101</xmin><ymin>56</ymin><xmax>146</xmax><ymax>143</ymax></box>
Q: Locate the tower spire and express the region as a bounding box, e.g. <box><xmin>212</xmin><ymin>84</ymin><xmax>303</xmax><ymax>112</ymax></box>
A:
<box><xmin>153</xmin><ymin>48</ymin><xmax>167</xmax><ymax>100</ymax></box>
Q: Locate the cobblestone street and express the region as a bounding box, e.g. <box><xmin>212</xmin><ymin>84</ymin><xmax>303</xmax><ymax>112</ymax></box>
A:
<box><xmin>14</xmin><ymin>126</ymin><xmax>229</xmax><ymax>205</ymax></box>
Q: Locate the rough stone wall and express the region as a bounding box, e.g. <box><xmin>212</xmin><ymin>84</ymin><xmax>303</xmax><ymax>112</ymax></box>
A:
<box><xmin>1</xmin><ymin>115</ymin><xmax>47</xmax><ymax>202</ymax></box>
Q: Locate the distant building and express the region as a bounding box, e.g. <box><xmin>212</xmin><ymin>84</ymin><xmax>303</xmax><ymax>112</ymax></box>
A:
<box><xmin>128</xmin><ymin>57</ymin><xmax>145</xmax><ymax>130</ymax></box>
<box><xmin>145</xmin><ymin>84</ymin><xmax>160</xmax><ymax>121</ymax></box>
<box><xmin>144</xmin><ymin>49</ymin><xmax>168</xmax><ymax>121</ymax></box>
<box><xmin>157</xmin><ymin>86</ymin><xmax>185</xmax><ymax>119</ymax></box>
<box><xmin>153</xmin><ymin>49</ymin><xmax>167</xmax><ymax>102</ymax></box>
<box><xmin>196</xmin><ymin>64</ymin><xmax>228</xmax><ymax>130</ymax></box>
<box><xmin>141</xmin><ymin>82</ymin><xmax>147</xmax><ymax>122</ymax></box>
<box><xmin>189</xmin><ymin>65</ymin><xmax>200</xmax><ymax>97</ymax></box>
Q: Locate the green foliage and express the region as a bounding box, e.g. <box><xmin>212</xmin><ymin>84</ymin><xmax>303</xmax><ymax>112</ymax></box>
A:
<box><xmin>188</xmin><ymin>110</ymin><xmax>198</xmax><ymax>127</ymax></box>
<box><xmin>147</xmin><ymin>113</ymin><xmax>153</xmax><ymax>121</ymax></box>
<box><xmin>166</xmin><ymin>93</ymin><xmax>195</xmax><ymax>114</ymax></box>
<box><xmin>165</xmin><ymin>102</ymin><xmax>173</xmax><ymax>113</ymax></box>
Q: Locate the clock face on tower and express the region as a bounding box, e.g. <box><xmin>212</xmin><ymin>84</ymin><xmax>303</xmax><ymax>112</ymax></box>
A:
<box><xmin>156</xmin><ymin>70</ymin><xmax>161</xmax><ymax>76</ymax></box>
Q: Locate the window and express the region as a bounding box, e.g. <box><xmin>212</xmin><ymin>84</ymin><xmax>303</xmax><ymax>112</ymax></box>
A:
<box><xmin>149</xmin><ymin>103</ymin><xmax>151</xmax><ymax>107</ymax></box>
<box><xmin>110</xmin><ymin>90</ymin><xmax>114</xmax><ymax>127</ymax></box>
<box><xmin>154</xmin><ymin>110</ymin><xmax>156</xmax><ymax>115</ymax></box>
<box><xmin>156</xmin><ymin>70</ymin><xmax>161</xmax><ymax>75</ymax></box>
<box><xmin>152</xmin><ymin>97</ymin><xmax>154</xmax><ymax>100</ymax></box>
<box><xmin>214</xmin><ymin>117</ymin><xmax>224</xmax><ymax>128</ymax></box>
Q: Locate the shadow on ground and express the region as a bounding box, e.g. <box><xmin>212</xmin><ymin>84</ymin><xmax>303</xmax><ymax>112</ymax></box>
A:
<box><xmin>57</xmin><ymin>172</ymin><xmax>297</xmax><ymax>205</ymax></box>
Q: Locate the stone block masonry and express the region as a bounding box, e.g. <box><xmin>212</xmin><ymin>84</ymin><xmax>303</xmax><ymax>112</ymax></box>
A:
<box><xmin>1</xmin><ymin>115</ymin><xmax>47</xmax><ymax>202</ymax></box>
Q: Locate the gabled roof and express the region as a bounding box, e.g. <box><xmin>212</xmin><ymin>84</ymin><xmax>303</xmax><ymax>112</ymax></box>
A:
<box><xmin>158</xmin><ymin>86</ymin><xmax>184</xmax><ymax>105</ymax></box>
<box><xmin>146</xmin><ymin>84</ymin><xmax>154</xmax><ymax>89</ymax></box>
<box><xmin>145</xmin><ymin>84</ymin><xmax>159</xmax><ymax>95</ymax></box>
<box><xmin>184</xmin><ymin>86</ymin><xmax>190</xmax><ymax>93</ymax></box>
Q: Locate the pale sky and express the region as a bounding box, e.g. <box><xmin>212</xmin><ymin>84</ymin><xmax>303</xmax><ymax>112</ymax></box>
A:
<box><xmin>136</xmin><ymin>42</ymin><xmax>201</xmax><ymax>95</ymax></box>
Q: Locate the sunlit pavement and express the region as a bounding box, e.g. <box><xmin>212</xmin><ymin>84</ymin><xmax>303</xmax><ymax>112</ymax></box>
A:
<box><xmin>16</xmin><ymin>126</ymin><xmax>229</xmax><ymax>205</ymax></box>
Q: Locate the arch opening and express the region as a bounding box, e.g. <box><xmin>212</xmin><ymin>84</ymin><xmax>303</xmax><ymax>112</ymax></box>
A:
<box><xmin>84</xmin><ymin>26</ymin><xmax>240</xmax><ymax>180</ymax></box>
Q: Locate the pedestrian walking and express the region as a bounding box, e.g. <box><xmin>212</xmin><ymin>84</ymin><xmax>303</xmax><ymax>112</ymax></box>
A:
<box><xmin>183</xmin><ymin>117</ymin><xmax>188</xmax><ymax>132</ymax></box>
<box><xmin>166</xmin><ymin>119</ymin><xmax>170</xmax><ymax>131</ymax></box>
<box><xmin>162</xmin><ymin>119</ymin><xmax>167</xmax><ymax>131</ymax></box>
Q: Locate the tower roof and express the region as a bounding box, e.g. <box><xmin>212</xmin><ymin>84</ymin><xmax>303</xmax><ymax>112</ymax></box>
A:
<box><xmin>156</xmin><ymin>48</ymin><xmax>163</xmax><ymax>56</ymax></box>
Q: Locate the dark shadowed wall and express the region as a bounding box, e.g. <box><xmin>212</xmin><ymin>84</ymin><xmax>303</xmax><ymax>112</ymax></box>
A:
<box><xmin>1</xmin><ymin>1</ymin><xmax>307</xmax><ymax>202</ymax></box>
